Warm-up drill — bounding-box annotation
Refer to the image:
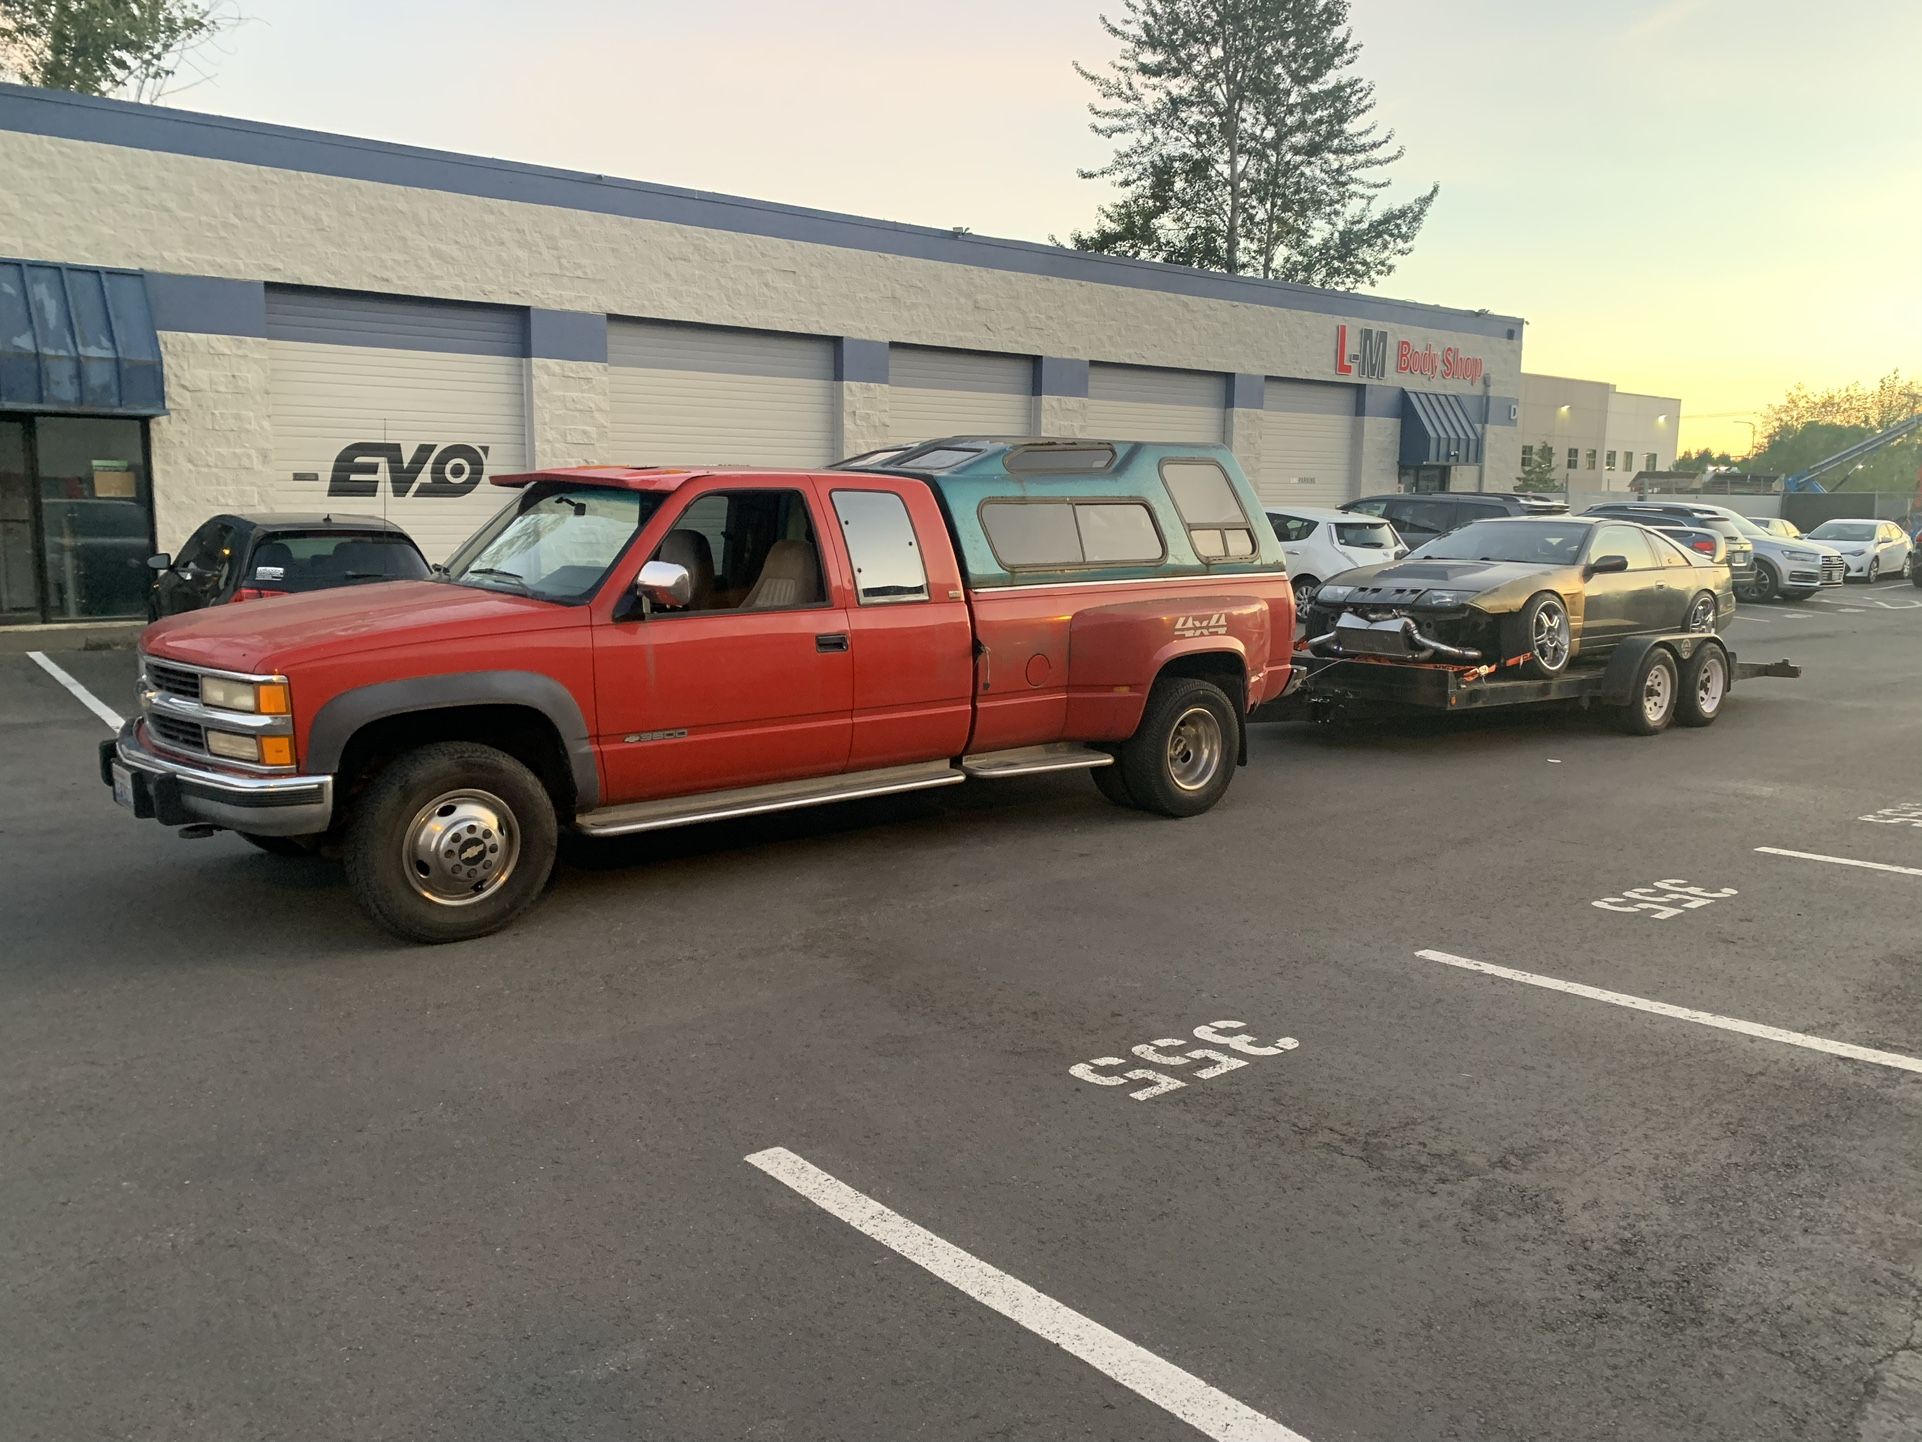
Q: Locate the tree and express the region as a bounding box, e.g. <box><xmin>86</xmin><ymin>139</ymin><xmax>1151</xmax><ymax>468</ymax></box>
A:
<box><xmin>1066</xmin><ymin>0</ymin><xmax>1437</xmax><ymax>287</ymax></box>
<box><xmin>1752</xmin><ymin>368</ymin><xmax>1919</xmax><ymax>491</ymax></box>
<box><xmin>1515</xmin><ymin>439</ymin><xmax>1561</xmax><ymax>493</ymax></box>
<box><xmin>0</xmin><ymin>0</ymin><xmax>235</xmax><ymax>102</ymax></box>
<box><xmin>1670</xmin><ymin>447</ymin><xmax>1734</xmax><ymax>476</ymax></box>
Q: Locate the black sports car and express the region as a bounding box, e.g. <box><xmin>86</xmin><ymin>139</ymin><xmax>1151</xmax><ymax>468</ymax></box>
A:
<box><xmin>1302</xmin><ymin>515</ymin><xmax>1735</xmax><ymax>677</ymax></box>
<box><xmin>148</xmin><ymin>513</ymin><xmax>430</xmax><ymax>618</ymax></box>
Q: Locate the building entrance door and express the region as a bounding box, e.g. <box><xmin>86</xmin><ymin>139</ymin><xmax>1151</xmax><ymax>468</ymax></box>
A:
<box><xmin>0</xmin><ymin>416</ymin><xmax>153</xmax><ymax>624</ymax></box>
<box><xmin>1399</xmin><ymin>465</ymin><xmax>1451</xmax><ymax>494</ymax></box>
<box><xmin>0</xmin><ymin>420</ymin><xmax>40</xmax><ymax>621</ymax></box>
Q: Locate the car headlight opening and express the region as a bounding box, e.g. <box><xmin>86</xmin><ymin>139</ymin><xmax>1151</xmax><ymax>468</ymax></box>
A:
<box><xmin>199</xmin><ymin>676</ymin><xmax>291</xmax><ymax>715</ymax></box>
<box><xmin>1415</xmin><ymin>589</ymin><xmax>1479</xmax><ymax>608</ymax></box>
<box><xmin>1315</xmin><ymin>584</ymin><xmax>1355</xmax><ymax>604</ymax></box>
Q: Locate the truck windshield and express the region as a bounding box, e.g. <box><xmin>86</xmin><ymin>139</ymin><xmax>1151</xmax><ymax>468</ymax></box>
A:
<box><xmin>1408</xmin><ymin>520</ymin><xmax>1586</xmax><ymax>564</ymax></box>
<box><xmin>443</xmin><ymin>484</ymin><xmax>662</xmax><ymax>603</ymax></box>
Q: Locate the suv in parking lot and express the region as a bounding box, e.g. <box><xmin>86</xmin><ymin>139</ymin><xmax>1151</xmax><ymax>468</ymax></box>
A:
<box><xmin>1344</xmin><ymin>491</ymin><xmax>1566</xmax><ymax>548</ymax></box>
<box><xmin>1584</xmin><ymin>503</ymin><xmax>1757</xmax><ymax>590</ymax></box>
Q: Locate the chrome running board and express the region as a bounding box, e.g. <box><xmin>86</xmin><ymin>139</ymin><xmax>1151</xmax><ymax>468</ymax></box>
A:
<box><xmin>960</xmin><ymin>743</ymin><xmax>1115</xmax><ymax>778</ymax></box>
<box><xmin>573</xmin><ymin>759</ymin><xmax>964</xmax><ymax>837</ymax></box>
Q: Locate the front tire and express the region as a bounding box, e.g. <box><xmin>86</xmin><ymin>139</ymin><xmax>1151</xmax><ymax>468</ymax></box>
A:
<box><xmin>1867</xmin><ymin>557</ymin><xmax>1880</xmax><ymax>583</ymax></box>
<box><xmin>344</xmin><ymin>742</ymin><xmax>558</xmax><ymax>944</ymax></box>
<box><xmin>1117</xmin><ymin>678</ymin><xmax>1237</xmax><ymax>818</ymax></box>
<box><xmin>1090</xmin><ymin>761</ymin><xmax>1136</xmax><ymax>808</ymax></box>
<box><xmin>1506</xmin><ymin>592</ymin><xmax>1572</xmax><ymax>678</ymax></box>
<box><xmin>1744</xmin><ymin>562</ymin><xmax>1778</xmax><ymax>603</ymax></box>
<box><xmin>1675</xmin><ymin>644</ymin><xmax>1728</xmax><ymax>728</ymax></box>
<box><xmin>1291</xmin><ymin>575</ymin><xmax>1320</xmax><ymax>609</ymax></box>
<box><xmin>1616</xmin><ymin>648</ymin><xmax>1679</xmax><ymax>735</ymax></box>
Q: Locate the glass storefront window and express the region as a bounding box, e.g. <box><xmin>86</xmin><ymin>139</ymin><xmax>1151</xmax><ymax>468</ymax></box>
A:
<box><xmin>0</xmin><ymin>421</ymin><xmax>35</xmax><ymax>619</ymax></box>
<box><xmin>33</xmin><ymin>418</ymin><xmax>153</xmax><ymax>621</ymax></box>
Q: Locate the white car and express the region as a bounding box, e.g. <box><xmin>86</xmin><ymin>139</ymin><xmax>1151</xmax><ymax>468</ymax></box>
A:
<box><xmin>1804</xmin><ymin>518</ymin><xmax>1914</xmax><ymax>582</ymax></box>
<box><xmin>1266</xmin><ymin>506</ymin><xmax>1408</xmax><ymax>605</ymax></box>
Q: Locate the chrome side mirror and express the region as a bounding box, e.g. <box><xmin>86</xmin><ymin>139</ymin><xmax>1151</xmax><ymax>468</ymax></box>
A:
<box><xmin>635</xmin><ymin>559</ymin><xmax>692</xmax><ymax>613</ymax></box>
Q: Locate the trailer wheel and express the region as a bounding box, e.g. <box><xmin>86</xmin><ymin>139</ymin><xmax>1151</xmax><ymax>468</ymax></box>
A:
<box><xmin>1506</xmin><ymin>592</ymin><xmax>1571</xmax><ymax>678</ymax></box>
<box><xmin>1615</xmin><ymin>648</ymin><xmax>1679</xmax><ymax>735</ymax></box>
<box><xmin>1675</xmin><ymin>645</ymin><xmax>1728</xmax><ymax>727</ymax></box>
<box><xmin>1118</xmin><ymin>678</ymin><xmax>1237</xmax><ymax>818</ymax></box>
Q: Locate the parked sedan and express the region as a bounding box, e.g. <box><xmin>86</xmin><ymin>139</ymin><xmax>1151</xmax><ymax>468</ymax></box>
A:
<box><xmin>1302</xmin><ymin>515</ymin><xmax>1731</xmax><ymax>678</ymax></box>
<box><xmin>1804</xmin><ymin>519</ymin><xmax>1914</xmax><ymax>582</ymax></box>
<box><xmin>149</xmin><ymin>513</ymin><xmax>431</xmax><ymax>618</ymax></box>
<box><xmin>1265</xmin><ymin>506</ymin><xmax>1407</xmax><ymax>606</ymax></box>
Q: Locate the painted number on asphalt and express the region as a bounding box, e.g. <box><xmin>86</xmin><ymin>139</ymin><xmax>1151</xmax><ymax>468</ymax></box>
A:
<box><xmin>1860</xmin><ymin>803</ymin><xmax>1922</xmax><ymax>827</ymax></box>
<box><xmin>1593</xmin><ymin>879</ymin><xmax>1737</xmax><ymax>920</ymax></box>
<box><xmin>1070</xmin><ymin>1021</ymin><xmax>1299</xmax><ymax>1100</ymax></box>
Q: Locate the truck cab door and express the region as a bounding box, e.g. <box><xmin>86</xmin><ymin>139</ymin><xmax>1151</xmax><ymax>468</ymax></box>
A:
<box><xmin>591</xmin><ymin>481</ymin><xmax>852</xmax><ymax>805</ymax></box>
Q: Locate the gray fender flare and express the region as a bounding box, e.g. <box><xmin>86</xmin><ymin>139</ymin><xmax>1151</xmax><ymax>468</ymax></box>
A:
<box><xmin>306</xmin><ymin>671</ymin><xmax>598</xmax><ymax>811</ymax></box>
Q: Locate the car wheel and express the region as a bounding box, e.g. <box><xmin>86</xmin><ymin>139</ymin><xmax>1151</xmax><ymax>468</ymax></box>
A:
<box><xmin>1616</xmin><ymin>648</ymin><xmax>1679</xmax><ymax>735</ymax></box>
<box><xmin>344</xmin><ymin>741</ymin><xmax>558</xmax><ymax>944</ymax></box>
<box><xmin>1685</xmin><ymin>591</ymin><xmax>1718</xmax><ymax>633</ymax></box>
<box><xmin>1744</xmin><ymin>562</ymin><xmax>1777</xmax><ymax>603</ymax></box>
<box><xmin>1118</xmin><ymin>678</ymin><xmax>1237</xmax><ymax>818</ymax></box>
<box><xmin>1675</xmin><ymin>644</ymin><xmax>1728</xmax><ymax>728</ymax></box>
<box><xmin>1090</xmin><ymin>759</ymin><xmax>1136</xmax><ymax>808</ymax></box>
<box><xmin>1291</xmin><ymin>575</ymin><xmax>1320</xmax><ymax>609</ymax></box>
<box><xmin>1506</xmin><ymin>592</ymin><xmax>1571</xmax><ymax>677</ymax></box>
<box><xmin>1867</xmin><ymin>557</ymin><xmax>1880</xmax><ymax>583</ymax></box>
<box><xmin>1912</xmin><ymin>555</ymin><xmax>1922</xmax><ymax>589</ymax></box>
<box><xmin>238</xmin><ymin>832</ymin><xmax>319</xmax><ymax>858</ymax></box>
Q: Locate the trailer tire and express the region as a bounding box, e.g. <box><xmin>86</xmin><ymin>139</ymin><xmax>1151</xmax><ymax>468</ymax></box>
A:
<box><xmin>1675</xmin><ymin>644</ymin><xmax>1728</xmax><ymax>728</ymax></box>
<box><xmin>1118</xmin><ymin>678</ymin><xmax>1237</xmax><ymax>818</ymax></box>
<box><xmin>1506</xmin><ymin>592</ymin><xmax>1572</xmax><ymax>678</ymax></box>
<box><xmin>1615</xmin><ymin>647</ymin><xmax>1679</xmax><ymax>735</ymax></box>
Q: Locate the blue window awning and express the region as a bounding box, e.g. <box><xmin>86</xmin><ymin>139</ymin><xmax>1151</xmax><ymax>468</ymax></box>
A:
<box><xmin>1401</xmin><ymin>390</ymin><xmax>1482</xmax><ymax>467</ymax></box>
<box><xmin>0</xmin><ymin>260</ymin><xmax>166</xmax><ymax>417</ymax></box>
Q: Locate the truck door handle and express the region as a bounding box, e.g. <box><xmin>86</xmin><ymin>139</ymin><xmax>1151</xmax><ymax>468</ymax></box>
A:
<box><xmin>815</xmin><ymin>632</ymin><xmax>850</xmax><ymax>653</ymax></box>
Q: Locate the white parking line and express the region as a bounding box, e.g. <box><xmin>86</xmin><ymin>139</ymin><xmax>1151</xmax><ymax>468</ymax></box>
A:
<box><xmin>1754</xmin><ymin>846</ymin><xmax>1922</xmax><ymax>878</ymax></box>
<box><xmin>1413</xmin><ymin>950</ymin><xmax>1922</xmax><ymax>1075</ymax></box>
<box><xmin>26</xmin><ymin>651</ymin><xmax>123</xmax><ymax>729</ymax></box>
<box><xmin>746</xmin><ymin>1146</ymin><xmax>1307</xmax><ymax>1442</ymax></box>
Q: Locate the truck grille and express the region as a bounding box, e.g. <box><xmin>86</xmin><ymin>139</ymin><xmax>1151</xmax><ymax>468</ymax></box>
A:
<box><xmin>147</xmin><ymin>712</ymin><xmax>206</xmax><ymax>755</ymax></box>
<box><xmin>146</xmin><ymin>660</ymin><xmax>202</xmax><ymax>702</ymax></box>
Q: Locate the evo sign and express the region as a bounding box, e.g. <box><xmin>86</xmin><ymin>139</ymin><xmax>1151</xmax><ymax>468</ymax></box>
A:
<box><xmin>306</xmin><ymin>441</ymin><xmax>491</xmax><ymax>499</ymax></box>
<box><xmin>1334</xmin><ymin>324</ymin><xmax>1485</xmax><ymax>386</ymax></box>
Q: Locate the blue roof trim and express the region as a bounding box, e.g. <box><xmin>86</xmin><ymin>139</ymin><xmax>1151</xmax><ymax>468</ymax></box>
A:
<box><xmin>0</xmin><ymin>258</ymin><xmax>165</xmax><ymax>416</ymax></box>
<box><xmin>1401</xmin><ymin>390</ymin><xmax>1484</xmax><ymax>467</ymax></box>
<box><xmin>1036</xmin><ymin>356</ymin><xmax>1089</xmax><ymax>398</ymax></box>
<box><xmin>835</xmin><ymin>337</ymin><xmax>888</xmax><ymax>385</ymax></box>
<box><xmin>529</xmin><ymin>308</ymin><xmax>606</xmax><ymax>364</ymax></box>
<box><xmin>0</xmin><ymin>83</ymin><xmax>1522</xmax><ymax>342</ymax></box>
<box><xmin>1227</xmin><ymin>373</ymin><xmax>1264</xmax><ymax>410</ymax></box>
<box><xmin>146</xmin><ymin>272</ymin><xmax>266</xmax><ymax>337</ymax></box>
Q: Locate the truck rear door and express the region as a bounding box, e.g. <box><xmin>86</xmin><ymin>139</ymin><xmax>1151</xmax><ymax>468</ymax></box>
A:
<box><xmin>815</xmin><ymin>477</ymin><xmax>974</xmax><ymax>769</ymax></box>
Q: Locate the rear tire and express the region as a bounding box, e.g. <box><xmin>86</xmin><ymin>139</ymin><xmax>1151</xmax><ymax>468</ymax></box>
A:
<box><xmin>1685</xmin><ymin>591</ymin><xmax>1718</xmax><ymax>633</ymax></box>
<box><xmin>1675</xmin><ymin>644</ymin><xmax>1728</xmax><ymax>728</ymax></box>
<box><xmin>1117</xmin><ymin>678</ymin><xmax>1237</xmax><ymax>818</ymax></box>
<box><xmin>344</xmin><ymin>741</ymin><xmax>558</xmax><ymax>944</ymax></box>
<box><xmin>1506</xmin><ymin>592</ymin><xmax>1572</xmax><ymax>678</ymax></box>
<box><xmin>1615</xmin><ymin>648</ymin><xmax>1679</xmax><ymax>735</ymax></box>
<box><xmin>239</xmin><ymin>832</ymin><xmax>318</xmax><ymax>858</ymax></box>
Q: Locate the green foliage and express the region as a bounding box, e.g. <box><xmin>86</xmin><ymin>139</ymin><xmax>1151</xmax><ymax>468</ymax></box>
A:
<box><xmin>0</xmin><ymin>0</ymin><xmax>229</xmax><ymax>101</ymax></box>
<box><xmin>1515</xmin><ymin>439</ymin><xmax>1561</xmax><ymax>493</ymax></box>
<box><xmin>1752</xmin><ymin>369</ymin><xmax>1920</xmax><ymax>491</ymax></box>
<box><xmin>1066</xmin><ymin>0</ymin><xmax>1436</xmax><ymax>287</ymax></box>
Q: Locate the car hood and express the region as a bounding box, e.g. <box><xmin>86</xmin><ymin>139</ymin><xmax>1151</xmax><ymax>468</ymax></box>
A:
<box><xmin>141</xmin><ymin>580</ymin><xmax>582</xmax><ymax>672</ymax></box>
<box><xmin>1326</xmin><ymin>557</ymin><xmax>1565</xmax><ymax>593</ymax></box>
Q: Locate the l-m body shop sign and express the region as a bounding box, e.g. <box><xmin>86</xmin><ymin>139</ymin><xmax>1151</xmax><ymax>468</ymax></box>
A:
<box><xmin>1334</xmin><ymin>324</ymin><xmax>1485</xmax><ymax>385</ymax></box>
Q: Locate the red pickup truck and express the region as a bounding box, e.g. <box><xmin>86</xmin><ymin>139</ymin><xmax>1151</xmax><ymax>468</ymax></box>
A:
<box><xmin>103</xmin><ymin>437</ymin><xmax>1294</xmax><ymax>942</ymax></box>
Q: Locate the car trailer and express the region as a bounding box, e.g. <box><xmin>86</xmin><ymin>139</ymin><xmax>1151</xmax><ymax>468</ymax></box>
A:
<box><xmin>1257</xmin><ymin>632</ymin><xmax>1801</xmax><ymax>735</ymax></box>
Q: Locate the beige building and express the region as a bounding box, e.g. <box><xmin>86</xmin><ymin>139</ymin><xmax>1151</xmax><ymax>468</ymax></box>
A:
<box><xmin>0</xmin><ymin>81</ymin><xmax>1523</xmax><ymax>624</ymax></box>
<box><xmin>1518</xmin><ymin>374</ymin><xmax>1681</xmax><ymax>491</ymax></box>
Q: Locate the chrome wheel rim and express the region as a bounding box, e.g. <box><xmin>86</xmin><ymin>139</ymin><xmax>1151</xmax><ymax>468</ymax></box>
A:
<box><xmin>1532</xmin><ymin>603</ymin><xmax>1570</xmax><ymax>669</ymax></box>
<box><xmin>1292</xmin><ymin>576</ymin><xmax>1318</xmax><ymax>607</ymax></box>
<box><xmin>403</xmin><ymin>788</ymin><xmax>520</xmax><ymax>907</ymax></box>
<box><xmin>1687</xmin><ymin>596</ymin><xmax>1716</xmax><ymax>632</ymax></box>
<box><xmin>1696</xmin><ymin>652</ymin><xmax>1726</xmax><ymax>715</ymax></box>
<box><xmin>1868</xmin><ymin>560</ymin><xmax>1879</xmax><ymax>582</ymax></box>
<box><xmin>1642</xmin><ymin>664</ymin><xmax>1673</xmax><ymax>725</ymax></box>
<box><xmin>1166</xmin><ymin>706</ymin><xmax>1224</xmax><ymax>792</ymax></box>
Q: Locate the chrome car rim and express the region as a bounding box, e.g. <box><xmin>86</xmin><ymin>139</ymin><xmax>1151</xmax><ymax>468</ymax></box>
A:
<box><xmin>1643</xmin><ymin>665</ymin><xmax>1673</xmax><ymax>724</ymax></box>
<box><xmin>1533</xmin><ymin>604</ymin><xmax>1570</xmax><ymax>669</ymax></box>
<box><xmin>1166</xmin><ymin>707</ymin><xmax>1224</xmax><ymax>792</ymax></box>
<box><xmin>1687</xmin><ymin>596</ymin><xmax>1715</xmax><ymax>632</ymax></box>
<box><xmin>1292</xmin><ymin>576</ymin><xmax>1318</xmax><ymax>607</ymax></box>
<box><xmin>403</xmin><ymin>788</ymin><xmax>519</xmax><ymax>907</ymax></box>
<box><xmin>1696</xmin><ymin>652</ymin><xmax>1726</xmax><ymax>715</ymax></box>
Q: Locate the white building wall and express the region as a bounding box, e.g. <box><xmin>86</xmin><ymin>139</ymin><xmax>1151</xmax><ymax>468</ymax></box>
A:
<box><xmin>146</xmin><ymin>331</ymin><xmax>274</xmax><ymax>549</ymax></box>
<box><xmin>1519</xmin><ymin>373</ymin><xmax>1680</xmax><ymax>491</ymax></box>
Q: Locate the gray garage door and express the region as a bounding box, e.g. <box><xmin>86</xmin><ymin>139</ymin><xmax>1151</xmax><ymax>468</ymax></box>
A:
<box><xmin>1085</xmin><ymin>363</ymin><xmax>1225</xmax><ymax>444</ymax></box>
<box><xmin>1260</xmin><ymin>380</ymin><xmax>1358</xmax><ymax>507</ymax></box>
<box><xmin>608</xmin><ymin>320</ymin><xmax>834</xmax><ymax>468</ymax></box>
<box><xmin>889</xmin><ymin>347</ymin><xmax>1032</xmax><ymax>443</ymax></box>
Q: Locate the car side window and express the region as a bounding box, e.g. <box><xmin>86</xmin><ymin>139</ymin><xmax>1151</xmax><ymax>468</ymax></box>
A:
<box><xmin>1649</xmin><ymin>531</ymin><xmax>1695</xmax><ymax>568</ymax></box>
<box><xmin>649</xmin><ymin>488</ymin><xmax>828</xmax><ymax>614</ymax></box>
<box><xmin>1160</xmin><ymin>459</ymin><xmax>1257</xmax><ymax>560</ymax></box>
<box><xmin>1346</xmin><ymin>499</ymin><xmax>1389</xmax><ymax>518</ymax></box>
<box><xmin>1593</xmin><ymin>525</ymin><xmax>1659</xmax><ymax>569</ymax></box>
<box><xmin>175</xmin><ymin>520</ymin><xmax>235</xmax><ymax>579</ymax></box>
<box><xmin>830</xmin><ymin>489</ymin><xmax>928</xmax><ymax>605</ymax></box>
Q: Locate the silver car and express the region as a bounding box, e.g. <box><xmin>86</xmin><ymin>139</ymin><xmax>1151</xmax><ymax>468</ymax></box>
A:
<box><xmin>1685</xmin><ymin>504</ymin><xmax>1846</xmax><ymax>601</ymax></box>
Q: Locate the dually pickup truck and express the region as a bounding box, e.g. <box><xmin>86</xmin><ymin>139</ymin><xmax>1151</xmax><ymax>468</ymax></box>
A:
<box><xmin>103</xmin><ymin>436</ymin><xmax>1295</xmax><ymax>942</ymax></box>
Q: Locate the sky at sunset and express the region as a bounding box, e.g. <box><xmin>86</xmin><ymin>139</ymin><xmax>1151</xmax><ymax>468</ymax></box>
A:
<box><xmin>170</xmin><ymin>0</ymin><xmax>1920</xmax><ymax>455</ymax></box>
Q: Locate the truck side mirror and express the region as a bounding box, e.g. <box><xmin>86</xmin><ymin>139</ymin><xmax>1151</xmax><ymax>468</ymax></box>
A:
<box><xmin>634</xmin><ymin>560</ymin><xmax>692</xmax><ymax>616</ymax></box>
<box><xmin>147</xmin><ymin>552</ymin><xmax>173</xmax><ymax>573</ymax></box>
<box><xmin>1586</xmin><ymin>554</ymin><xmax>1629</xmax><ymax>576</ymax></box>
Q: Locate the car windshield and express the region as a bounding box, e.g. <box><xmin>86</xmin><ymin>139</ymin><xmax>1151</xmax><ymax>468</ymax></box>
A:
<box><xmin>1808</xmin><ymin>521</ymin><xmax>1876</xmax><ymax>541</ymax></box>
<box><xmin>1408</xmin><ymin>520</ymin><xmax>1586</xmax><ymax>564</ymax></box>
<box><xmin>1724</xmin><ymin>514</ymin><xmax>1772</xmax><ymax>539</ymax></box>
<box><xmin>442</xmin><ymin>483</ymin><xmax>663</xmax><ymax>602</ymax></box>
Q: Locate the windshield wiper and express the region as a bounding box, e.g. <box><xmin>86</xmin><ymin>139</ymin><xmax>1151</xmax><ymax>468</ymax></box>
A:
<box><xmin>459</xmin><ymin>567</ymin><xmax>532</xmax><ymax>594</ymax></box>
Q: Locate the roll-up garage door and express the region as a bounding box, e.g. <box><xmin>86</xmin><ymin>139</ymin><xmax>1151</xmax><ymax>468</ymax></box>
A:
<box><xmin>1260</xmin><ymin>380</ymin><xmax>1358</xmax><ymax>507</ymax></box>
<box><xmin>889</xmin><ymin>347</ymin><xmax>1032</xmax><ymax>443</ymax></box>
<box><xmin>1085</xmin><ymin>363</ymin><xmax>1225</xmax><ymax>444</ymax></box>
<box><xmin>608</xmin><ymin>320</ymin><xmax>834</xmax><ymax>469</ymax></box>
<box><xmin>266</xmin><ymin>289</ymin><xmax>530</xmax><ymax>563</ymax></box>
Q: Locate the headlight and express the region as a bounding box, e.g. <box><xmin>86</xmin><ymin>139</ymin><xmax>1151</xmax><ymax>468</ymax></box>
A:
<box><xmin>199</xmin><ymin>675</ymin><xmax>291</xmax><ymax>715</ymax></box>
<box><xmin>1314</xmin><ymin>584</ymin><xmax>1355</xmax><ymax>604</ymax></box>
<box><xmin>1785</xmin><ymin>550</ymin><xmax>1818</xmax><ymax>562</ymax></box>
<box><xmin>204</xmin><ymin>730</ymin><xmax>295</xmax><ymax>767</ymax></box>
<box><xmin>1416</xmin><ymin>589</ymin><xmax>1480</xmax><ymax>607</ymax></box>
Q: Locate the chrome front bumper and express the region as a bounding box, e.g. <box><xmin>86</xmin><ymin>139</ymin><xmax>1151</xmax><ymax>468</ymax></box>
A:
<box><xmin>101</xmin><ymin>721</ymin><xmax>334</xmax><ymax>836</ymax></box>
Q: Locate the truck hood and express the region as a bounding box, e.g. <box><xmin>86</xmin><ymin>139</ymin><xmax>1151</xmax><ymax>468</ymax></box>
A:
<box><xmin>141</xmin><ymin>580</ymin><xmax>582</xmax><ymax>672</ymax></box>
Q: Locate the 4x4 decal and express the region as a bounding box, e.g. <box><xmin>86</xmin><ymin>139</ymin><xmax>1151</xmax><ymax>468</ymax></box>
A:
<box><xmin>1173</xmin><ymin>611</ymin><xmax>1229</xmax><ymax>637</ymax></box>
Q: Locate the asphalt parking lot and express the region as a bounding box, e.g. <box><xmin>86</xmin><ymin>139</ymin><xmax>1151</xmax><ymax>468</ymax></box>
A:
<box><xmin>3</xmin><ymin>584</ymin><xmax>1920</xmax><ymax>1442</ymax></box>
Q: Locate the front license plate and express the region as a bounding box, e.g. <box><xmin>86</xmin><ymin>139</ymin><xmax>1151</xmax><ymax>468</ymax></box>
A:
<box><xmin>111</xmin><ymin>761</ymin><xmax>135</xmax><ymax>811</ymax></box>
